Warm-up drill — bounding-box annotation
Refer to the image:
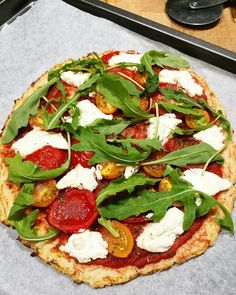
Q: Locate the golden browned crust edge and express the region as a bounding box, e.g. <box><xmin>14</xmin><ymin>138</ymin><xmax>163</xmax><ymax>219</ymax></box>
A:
<box><xmin>0</xmin><ymin>54</ymin><xmax>236</xmax><ymax>288</ymax></box>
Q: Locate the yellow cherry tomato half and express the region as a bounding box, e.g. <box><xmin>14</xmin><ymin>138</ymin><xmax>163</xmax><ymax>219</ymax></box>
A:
<box><xmin>96</xmin><ymin>93</ymin><xmax>117</xmax><ymax>115</ymax></box>
<box><xmin>142</xmin><ymin>151</ymin><xmax>165</xmax><ymax>178</ymax></box>
<box><xmin>185</xmin><ymin>109</ymin><xmax>210</xmax><ymax>129</ymax></box>
<box><xmin>101</xmin><ymin>162</ymin><xmax>125</xmax><ymax>180</ymax></box>
<box><xmin>101</xmin><ymin>220</ymin><xmax>134</xmax><ymax>258</ymax></box>
<box><xmin>158</xmin><ymin>177</ymin><xmax>172</xmax><ymax>192</ymax></box>
<box><xmin>32</xmin><ymin>180</ymin><xmax>58</xmax><ymax>207</ymax></box>
<box><xmin>29</xmin><ymin>108</ymin><xmax>44</xmax><ymax>129</ymax></box>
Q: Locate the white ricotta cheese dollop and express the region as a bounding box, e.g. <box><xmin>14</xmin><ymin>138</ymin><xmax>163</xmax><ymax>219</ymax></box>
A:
<box><xmin>76</xmin><ymin>100</ymin><xmax>113</xmax><ymax>127</ymax></box>
<box><xmin>59</xmin><ymin>230</ymin><xmax>108</xmax><ymax>263</ymax></box>
<box><xmin>11</xmin><ymin>128</ymin><xmax>68</xmax><ymax>157</ymax></box>
<box><xmin>108</xmin><ymin>52</ymin><xmax>143</xmax><ymax>66</ymax></box>
<box><xmin>147</xmin><ymin>113</ymin><xmax>182</xmax><ymax>144</ymax></box>
<box><xmin>124</xmin><ymin>166</ymin><xmax>139</xmax><ymax>179</ymax></box>
<box><xmin>193</xmin><ymin>125</ymin><xmax>225</xmax><ymax>151</ymax></box>
<box><xmin>181</xmin><ymin>168</ymin><xmax>232</xmax><ymax>196</ymax></box>
<box><xmin>159</xmin><ymin>69</ymin><xmax>203</xmax><ymax>97</ymax></box>
<box><xmin>60</xmin><ymin>71</ymin><xmax>90</xmax><ymax>88</ymax></box>
<box><xmin>136</xmin><ymin>207</ymin><xmax>184</xmax><ymax>253</ymax></box>
<box><xmin>56</xmin><ymin>164</ymin><xmax>98</xmax><ymax>191</ymax></box>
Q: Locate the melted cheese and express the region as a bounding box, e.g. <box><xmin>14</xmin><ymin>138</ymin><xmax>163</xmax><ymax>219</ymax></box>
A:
<box><xmin>56</xmin><ymin>164</ymin><xmax>98</xmax><ymax>191</ymax></box>
<box><xmin>11</xmin><ymin>128</ymin><xmax>68</xmax><ymax>157</ymax></box>
<box><xmin>181</xmin><ymin>168</ymin><xmax>232</xmax><ymax>196</ymax></box>
<box><xmin>136</xmin><ymin>207</ymin><xmax>184</xmax><ymax>252</ymax></box>
<box><xmin>159</xmin><ymin>69</ymin><xmax>203</xmax><ymax>97</ymax></box>
<box><xmin>60</xmin><ymin>71</ymin><xmax>90</xmax><ymax>88</ymax></box>
<box><xmin>147</xmin><ymin>113</ymin><xmax>182</xmax><ymax>144</ymax></box>
<box><xmin>124</xmin><ymin>166</ymin><xmax>139</xmax><ymax>179</ymax></box>
<box><xmin>59</xmin><ymin>230</ymin><xmax>108</xmax><ymax>263</ymax></box>
<box><xmin>193</xmin><ymin>125</ymin><xmax>225</xmax><ymax>151</ymax></box>
<box><xmin>76</xmin><ymin>100</ymin><xmax>113</xmax><ymax>127</ymax></box>
<box><xmin>108</xmin><ymin>53</ymin><xmax>143</xmax><ymax>66</ymax></box>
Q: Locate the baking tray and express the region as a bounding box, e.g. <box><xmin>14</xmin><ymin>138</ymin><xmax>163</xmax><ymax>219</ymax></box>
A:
<box><xmin>63</xmin><ymin>0</ymin><xmax>236</xmax><ymax>74</ymax></box>
<box><xmin>1</xmin><ymin>0</ymin><xmax>236</xmax><ymax>74</ymax></box>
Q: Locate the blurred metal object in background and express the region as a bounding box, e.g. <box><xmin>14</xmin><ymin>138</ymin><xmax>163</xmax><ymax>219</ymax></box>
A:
<box><xmin>166</xmin><ymin>0</ymin><xmax>228</xmax><ymax>26</ymax></box>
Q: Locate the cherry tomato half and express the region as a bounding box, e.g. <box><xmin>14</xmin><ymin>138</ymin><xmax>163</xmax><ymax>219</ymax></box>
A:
<box><xmin>100</xmin><ymin>162</ymin><xmax>125</xmax><ymax>180</ymax></box>
<box><xmin>25</xmin><ymin>145</ymin><xmax>67</xmax><ymax>170</ymax></box>
<box><xmin>100</xmin><ymin>220</ymin><xmax>134</xmax><ymax>258</ymax></box>
<box><xmin>47</xmin><ymin>188</ymin><xmax>98</xmax><ymax>233</ymax></box>
<box><xmin>142</xmin><ymin>151</ymin><xmax>166</xmax><ymax>178</ymax></box>
<box><xmin>32</xmin><ymin>180</ymin><xmax>58</xmax><ymax>207</ymax></box>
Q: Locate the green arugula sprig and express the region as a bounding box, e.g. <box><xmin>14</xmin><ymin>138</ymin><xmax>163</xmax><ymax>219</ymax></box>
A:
<box><xmin>97</xmin><ymin>73</ymin><xmax>152</xmax><ymax>120</ymax></box>
<box><xmin>48</xmin><ymin>55</ymin><xmax>106</xmax><ymax>80</ymax></box>
<box><xmin>87</xmin><ymin>118</ymin><xmax>132</xmax><ymax>135</ymax></box>
<box><xmin>99</xmin><ymin>169</ymin><xmax>234</xmax><ymax>233</ymax></box>
<box><xmin>8</xmin><ymin>184</ymin><xmax>58</xmax><ymax>242</ymax></box>
<box><xmin>73</xmin><ymin>128</ymin><xmax>151</xmax><ymax>165</ymax></box>
<box><xmin>141</xmin><ymin>50</ymin><xmax>190</xmax><ymax>76</ymax></box>
<box><xmin>142</xmin><ymin>142</ymin><xmax>224</xmax><ymax>167</ymax></box>
<box><xmin>1</xmin><ymin>77</ymin><xmax>58</xmax><ymax>144</ymax></box>
<box><xmin>96</xmin><ymin>173</ymin><xmax>159</xmax><ymax>205</ymax></box>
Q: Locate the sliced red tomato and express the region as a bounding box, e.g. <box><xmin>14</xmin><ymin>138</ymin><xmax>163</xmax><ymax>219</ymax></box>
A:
<box><xmin>164</xmin><ymin>136</ymin><xmax>200</xmax><ymax>152</ymax></box>
<box><xmin>121</xmin><ymin>122</ymin><xmax>147</xmax><ymax>140</ymax></box>
<box><xmin>101</xmin><ymin>51</ymin><xmax>120</xmax><ymax>65</ymax></box>
<box><xmin>47</xmin><ymin>188</ymin><xmax>98</xmax><ymax>233</ymax></box>
<box><xmin>25</xmin><ymin>145</ymin><xmax>67</xmax><ymax>170</ymax></box>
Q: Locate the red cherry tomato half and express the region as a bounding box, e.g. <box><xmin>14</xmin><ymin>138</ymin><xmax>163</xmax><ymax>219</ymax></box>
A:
<box><xmin>164</xmin><ymin>136</ymin><xmax>200</xmax><ymax>152</ymax></box>
<box><xmin>47</xmin><ymin>188</ymin><xmax>98</xmax><ymax>233</ymax></box>
<box><xmin>25</xmin><ymin>145</ymin><xmax>67</xmax><ymax>170</ymax></box>
<box><xmin>101</xmin><ymin>51</ymin><xmax>120</xmax><ymax>65</ymax></box>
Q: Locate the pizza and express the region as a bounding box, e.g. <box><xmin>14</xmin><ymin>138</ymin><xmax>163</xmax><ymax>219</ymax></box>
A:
<box><xmin>0</xmin><ymin>50</ymin><xmax>236</xmax><ymax>288</ymax></box>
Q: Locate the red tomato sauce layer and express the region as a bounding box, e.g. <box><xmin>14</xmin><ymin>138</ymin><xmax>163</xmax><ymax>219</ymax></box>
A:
<box><xmin>89</xmin><ymin>218</ymin><xmax>204</xmax><ymax>269</ymax></box>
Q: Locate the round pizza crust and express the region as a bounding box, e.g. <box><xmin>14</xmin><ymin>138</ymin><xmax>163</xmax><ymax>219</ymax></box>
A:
<box><xmin>0</xmin><ymin>52</ymin><xmax>236</xmax><ymax>288</ymax></box>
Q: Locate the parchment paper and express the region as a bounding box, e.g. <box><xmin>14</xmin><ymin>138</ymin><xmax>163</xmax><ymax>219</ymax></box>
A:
<box><xmin>0</xmin><ymin>1</ymin><xmax>235</xmax><ymax>294</ymax></box>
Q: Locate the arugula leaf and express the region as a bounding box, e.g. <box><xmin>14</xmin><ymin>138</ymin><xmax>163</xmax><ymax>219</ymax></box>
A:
<box><xmin>73</xmin><ymin>128</ymin><xmax>150</xmax><ymax>165</ymax></box>
<box><xmin>215</xmin><ymin>201</ymin><xmax>234</xmax><ymax>234</ymax></box>
<box><xmin>110</xmin><ymin>137</ymin><xmax>162</xmax><ymax>151</ymax></box>
<box><xmin>87</xmin><ymin>118</ymin><xmax>131</xmax><ymax>135</ymax></box>
<box><xmin>8</xmin><ymin>184</ymin><xmax>58</xmax><ymax>242</ymax></box>
<box><xmin>48</xmin><ymin>56</ymin><xmax>105</xmax><ymax>80</ymax></box>
<box><xmin>45</xmin><ymin>73</ymin><xmax>101</xmax><ymax>130</ymax></box>
<box><xmin>143</xmin><ymin>73</ymin><xmax>159</xmax><ymax>95</ymax></box>
<box><xmin>96</xmin><ymin>173</ymin><xmax>159</xmax><ymax>205</ymax></box>
<box><xmin>141</xmin><ymin>50</ymin><xmax>189</xmax><ymax>75</ymax></box>
<box><xmin>1</xmin><ymin>77</ymin><xmax>58</xmax><ymax>144</ymax></box>
<box><xmin>56</xmin><ymin>80</ymin><xmax>67</xmax><ymax>98</ymax></box>
<box><xmin>142</xmin><ymin>142</ymin><xmax>224</xmax><ymax>167</ymax></box>
<box><xmin>159</xmin><ymin>102</ymin><xmax>202</xmax><ymax>115</ymax></box>
<box><xmin>99</xmin><ymin>170</ymin><xmax>233</xmax><ymax>232</ymax></box>
<box><xmin>98</xmin><ymin>217</ymin><xmax>119</xmax><ymax>237</ymax></box>
<box><xmin>97</xmin><ymin>73</ymin><xmax>151</xmax><ymax>119</ymax></box>
<box><xmin>160</xmin><ymin>87</ymin><xmax>203</xmax><ymax>109</ymax></box>
<box><xmin>5</xmin><ymin>153</ymin><xmax>70</xmax><ymax>185</ymax></box>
